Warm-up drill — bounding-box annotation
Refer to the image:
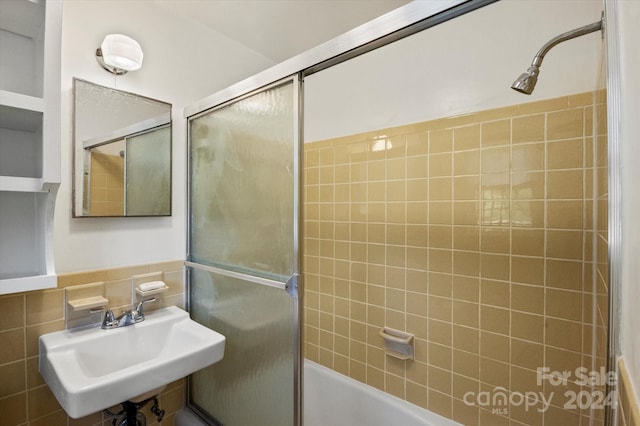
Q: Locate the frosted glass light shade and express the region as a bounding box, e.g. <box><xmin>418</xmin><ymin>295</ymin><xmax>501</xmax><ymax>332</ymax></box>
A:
<box><xmin>100</xmin><ymin>34</ymin><xmax>143</xmax><ymax>71</ymax></box>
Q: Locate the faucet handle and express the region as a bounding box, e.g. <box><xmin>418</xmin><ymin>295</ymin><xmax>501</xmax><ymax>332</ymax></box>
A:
<box><xmin>134</xmin><ymin>297</ymin><xmax>157</xmax><ymax>320</ymax></box>
<box><xmin>101</xmin><ymin>310</ymin><xmax>116</xmax><ymax>329</ymax></box>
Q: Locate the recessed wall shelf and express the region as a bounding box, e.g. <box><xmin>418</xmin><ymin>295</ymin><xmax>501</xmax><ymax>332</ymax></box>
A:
<box><xmin>0</xmin><ymin>0</ymin><xmax>62</xmax><ymax>295</ymax></box>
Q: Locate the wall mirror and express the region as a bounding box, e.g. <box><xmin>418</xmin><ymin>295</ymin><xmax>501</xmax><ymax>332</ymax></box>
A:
<box><xmin>72</xmin><ymin>78</ymin><xmax>172</xmax><ymax>217</ymax></box>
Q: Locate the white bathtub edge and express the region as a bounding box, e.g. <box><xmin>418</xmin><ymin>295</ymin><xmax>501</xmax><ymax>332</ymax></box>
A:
<box><xmin>177</xmin><ymin>360</ymin><xmax>464</xmax><ymax>426</ymax></box>
<box><xmin>304</xmin><ymin>359</ymin><xmax>463</xmax><ymax>426</ymax></box>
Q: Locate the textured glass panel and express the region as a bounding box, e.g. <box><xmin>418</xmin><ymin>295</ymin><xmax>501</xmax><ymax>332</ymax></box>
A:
<box><xmin>190</xmin><ymin>82</ymin><xmax>294</xmax><ymax>281</ymax></box>
<box><xmin>125</xmin><ymin>125</ymin><xmax>171</xmax><ymax>216</ymax></box>
<box><xmin>189</xmin><ymin>267</ymin><xmax>294</xmax><ymax>426</ymax></box>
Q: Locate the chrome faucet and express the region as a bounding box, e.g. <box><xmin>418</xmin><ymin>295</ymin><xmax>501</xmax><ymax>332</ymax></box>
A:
<box><xmin>101</xmin><ymin>298</ymin><xmax>157</xmax><ymax>329</ymax></box>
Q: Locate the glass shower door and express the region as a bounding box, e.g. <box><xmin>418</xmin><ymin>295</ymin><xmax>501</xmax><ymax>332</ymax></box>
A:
<box><xmin>125</xmin><ymin>125</ymin><xmax>171</xmax><ymax>215</ymax></box>
<box><xmin>187</xmin><ymin>77</ymin><xmax>301</xmax><ymax>426</ymax></box>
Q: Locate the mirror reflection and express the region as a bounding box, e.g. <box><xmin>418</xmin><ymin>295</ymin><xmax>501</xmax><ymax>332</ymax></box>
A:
<box><xmin>73</xmin><ymin>78</ymin><xmax>172</xmax><ymax>217</ymax></box>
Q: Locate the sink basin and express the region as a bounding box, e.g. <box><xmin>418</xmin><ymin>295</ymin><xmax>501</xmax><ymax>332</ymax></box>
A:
<box><xmin>39</xmin><ymin>306</ymin><xmax>225</xmax><ymax>418</ymax></box>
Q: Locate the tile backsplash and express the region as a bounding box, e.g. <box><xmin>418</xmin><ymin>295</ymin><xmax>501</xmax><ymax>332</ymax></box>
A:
<box><xmin>0</xmin><ymin>260</ymin><xmax>185</xmax><ymax>426</ymax></box>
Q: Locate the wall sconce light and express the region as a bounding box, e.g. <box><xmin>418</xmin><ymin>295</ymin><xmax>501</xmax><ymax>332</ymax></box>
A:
<box><xmin>95</xmin><ymin>34</ymin><xmax>144</xmax><ymax>75</ymax></box>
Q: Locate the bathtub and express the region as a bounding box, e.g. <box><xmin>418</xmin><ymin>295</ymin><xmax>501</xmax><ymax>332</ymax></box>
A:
<box><xmin>304</xmin><ymin>360</ymin><xmax>461</xmax><ymax>426</ymax></box>
<box><xmin>176</xmin><ymin>360</ymin><xmax>461</xmax><ymax>426</ymax></box>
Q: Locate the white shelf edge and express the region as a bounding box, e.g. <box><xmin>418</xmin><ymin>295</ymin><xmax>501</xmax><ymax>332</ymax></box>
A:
<box><xmin>0</xmin><ymin>274</ymin><xmax>57</xmax><ymax>295</ymax></box>
<box><xmin>0</xmin><ymin>176</ymin><xmax>49</xmax><ymax>192</ymax></box>
<box><xmin>0</xmin><ymin>90</ymin><xmax>45</xmax><ymax>112</ymax></box>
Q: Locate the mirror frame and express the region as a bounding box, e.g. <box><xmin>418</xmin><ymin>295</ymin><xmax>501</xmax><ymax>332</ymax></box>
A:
<box><xmin>71</xmin><ymin>78</ymin><xmax>173</xmax><ymax>218</ymax></box>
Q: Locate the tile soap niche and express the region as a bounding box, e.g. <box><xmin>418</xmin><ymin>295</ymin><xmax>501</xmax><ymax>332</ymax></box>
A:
<box><xmin>379</xmin><ymin>327</ymin><xmax>414</xmax><ymax>360</ymax></box>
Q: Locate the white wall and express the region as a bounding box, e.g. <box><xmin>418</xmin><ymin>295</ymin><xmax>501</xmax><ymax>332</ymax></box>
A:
<box><xmin>55</xmin><ymin>0</ymin><xmax>274</xmax><ymax>273</ymax></box>
<box><xmin>617</xmin><ymin>0</ymin><xmax>640</xmax><ymax>406</ymax></box>
<box><xmin>305</xmin><ymin>0</ymin><xmax>604</xmax><ymax>142</ymax></box>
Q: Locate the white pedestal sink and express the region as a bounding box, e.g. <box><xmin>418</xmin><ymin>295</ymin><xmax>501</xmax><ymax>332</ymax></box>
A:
<box><xmin>39</xmin><ymin>306</ymin><xmax>225</xmax><ymax>419</ymax></box>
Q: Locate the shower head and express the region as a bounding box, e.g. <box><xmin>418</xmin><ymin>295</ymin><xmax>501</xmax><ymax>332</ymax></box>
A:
<box><xmin>511</xmin><ymin>66</ymin><xmax>540</xmax><ymax>95</ymax></box>
<box><xmin>511</xmin><ymin>14</ymin><xmax>603</xmax><ymax>95</ymax></box>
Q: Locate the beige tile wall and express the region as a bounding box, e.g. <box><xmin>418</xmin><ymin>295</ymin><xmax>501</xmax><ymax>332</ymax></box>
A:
<box><xmin>89</xmin><ymin>152</ymin><xmax>124</xmax><ymax>216</ymax></box>
<box><xmin>0</xmin><ymin>260</ymin><xmax>185</xmax><ymax>426</ymax></box>
<box><xmin>303</xmin><ymin>91</ymin><xmax>608</xmax><ymax>426</ymax></box>
<box><xmin>618</xmin><ymin>358</ymin><xmax>640</xmax><ymax>426</ymax></box>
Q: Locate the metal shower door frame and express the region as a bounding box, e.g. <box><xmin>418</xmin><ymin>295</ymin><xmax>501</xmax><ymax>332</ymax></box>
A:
<box><xmin>185</xmin><ymin>74</ymin><xmax>303</xmax><ymax>425</ymax></box>
<box><xmin>182</xmin><ymin>0</ymin><xmax>493</xmax><ymax>119</ymax></box>
<box><xmin>183</xmin><ymin>2</ymin><xmax>514</xmax><ymax>425</ymax></box>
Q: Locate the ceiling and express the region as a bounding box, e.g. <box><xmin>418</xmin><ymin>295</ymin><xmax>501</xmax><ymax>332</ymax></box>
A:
<box><xmin>153</xmin><ymin>0</ymin><xmax>412</xmax><ymax>63</ymax></box>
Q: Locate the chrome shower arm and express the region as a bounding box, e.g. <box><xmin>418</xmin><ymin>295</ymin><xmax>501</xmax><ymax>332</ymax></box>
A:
<box><xmin>530</xmin><ymin>16</ymin><xmax>604</xmax><ymax>68</ymax></box>
<box><xmin>512</xmin><ymin>13</ymin><xmax>604</xmax><ymax>95</ymax></box>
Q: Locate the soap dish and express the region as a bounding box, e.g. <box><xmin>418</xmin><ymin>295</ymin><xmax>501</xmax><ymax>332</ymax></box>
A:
<box><xmin>135</xmin><ymin>285</ymin><xmax>169</xmax><ymax>297</ymax></box>
<box><xmin>68</xmin><ymin>296</ymin><xmax>109</xmax><ymax>313</ymax></box>
<box><xmin>379</xmin><ymin>327</ymin><xmax>414</xmax><ymax>360</ymax></box>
